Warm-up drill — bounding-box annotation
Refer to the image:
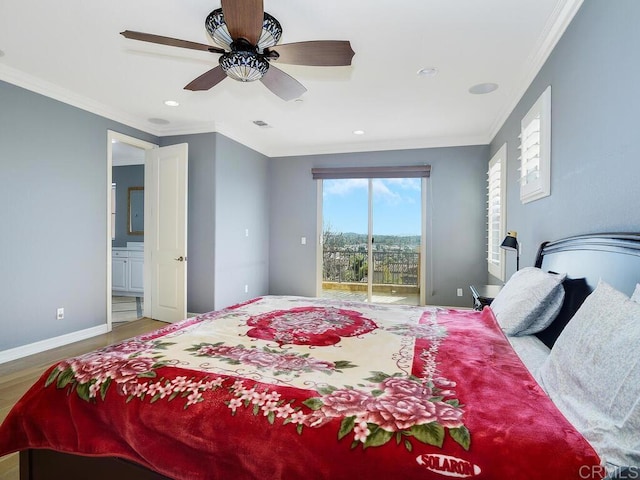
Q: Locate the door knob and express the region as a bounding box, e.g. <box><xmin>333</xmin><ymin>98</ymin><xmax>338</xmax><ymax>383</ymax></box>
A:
<box><xmin>174</xmin><ymin>256</ymin><xmax>184</xmax><ymax>262</ymax></box>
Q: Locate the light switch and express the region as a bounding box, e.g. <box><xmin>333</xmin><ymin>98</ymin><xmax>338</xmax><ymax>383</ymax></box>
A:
<box><xmin>301</xmin><ymin>237</ymin><xmax>307</xmax><ymax>245</ymax></box>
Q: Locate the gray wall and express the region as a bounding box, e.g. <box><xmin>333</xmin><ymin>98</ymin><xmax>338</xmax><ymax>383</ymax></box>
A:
<box><xmin>214</xmin><ymin>134</ymin><xmax>270</xmax><ymax>310</ymax></box>
<box><xmin>112</xmin><ymin>164</ymin><xmax>144</xmax><ymax>247</ymax></box>
<box><xmin>160</xmin><ymin>132</ymin><xmax>270</xmax><ymax>313</ymax></box>
<box><xmin>489</xmin><ymin>0</ymin><xmax>640</xmax><ymax>280</ymax></box>
<box><xmin>0</xmin><ymin>80</ymin><xmax>158</xmax><ymax>351</ymax></box>
<box><xmin>269</xmin><ymin>146</ymin><xmax>489</xmax><ymax>308</ymax></box>
<box><xmin>160</xmin><ymin>133</ymin><xmax>217</xmax><ymax>314</ymax></box>
<box><xmin>7</xmin><ymin>0</ymin><xmax>638</xmax><ymax>353</ymax></box>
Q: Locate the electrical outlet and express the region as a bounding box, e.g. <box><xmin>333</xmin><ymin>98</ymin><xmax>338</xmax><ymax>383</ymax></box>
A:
<box><xmin>456</xmin><ymin>288</ymin><xmax>463</xmax><ymax>297</ymax></box>
<box><xmin>244</xmin><ymin>284</ymin><xmax>249</xmax><ymax>293</ymax></box>
<box><xmin>56</xmin><ymin>307</ymin><xmax>64</xmax><ymax>320</ymax></box>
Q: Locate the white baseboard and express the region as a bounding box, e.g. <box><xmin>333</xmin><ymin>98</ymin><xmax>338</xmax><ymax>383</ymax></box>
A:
<box><xmin>0</xmin><ymin>324</ymin><xmax>110</xmax><ymax>365</ymax></box>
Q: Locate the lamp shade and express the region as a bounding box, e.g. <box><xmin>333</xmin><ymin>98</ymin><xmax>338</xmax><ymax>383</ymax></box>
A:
<box><xmin>219</xmin><ymin>51</ymin><xmax>269</xmax><ymax>82</ymax></box>
<box><xmin>206</xmin><ymin>9</ymin><xmax>282</xmax><ymax>52</ymax></box>
<box><xmin>500</xmin><ymin>231</ymin><xmax>518</xmax><ymax>251</ymax></box>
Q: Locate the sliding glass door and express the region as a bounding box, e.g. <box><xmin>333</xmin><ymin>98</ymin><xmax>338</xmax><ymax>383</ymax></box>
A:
<box><xmin>321</xmin><ymin>177</ymin><xmax>423</xmax><ymax>305</ymax></box>
<box><xmin>322</xmin><ymin>178</ymin><xmax>370</xmax><ymax>303</ymax></box>
<box><xmin>371</xmin><ymin>178</ymin><xmax>422</xmax><ymax>304</ymax></box>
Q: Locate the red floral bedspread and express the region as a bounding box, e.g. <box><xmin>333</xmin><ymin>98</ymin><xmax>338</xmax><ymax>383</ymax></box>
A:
<box><xmin>0</xmin><ymin>296</ymin><xmax>602</xmax><ymax>479</ymax></box>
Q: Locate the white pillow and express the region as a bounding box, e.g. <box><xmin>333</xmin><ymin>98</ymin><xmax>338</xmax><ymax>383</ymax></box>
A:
<box><xmin>631</xmin><ymin>283</ymin><xmax>640</xmax><ymax>303</ymax></box>
<box><xmin>539</xmin><ymin>280</ymin><xmax>640</xmax><ymax>467</ymax></box>
<box><xmin>490</xmin><ymin>267</ymin><xmax>565</xmax><ymax>336</ymax></box>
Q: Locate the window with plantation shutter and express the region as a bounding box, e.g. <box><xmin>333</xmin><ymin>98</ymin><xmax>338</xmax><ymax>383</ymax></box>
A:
<box><xmin>487</xmin><ymin>144</ymin><xmax>506</xmax><ymax>280</ymax></box>
<box><xmin>519</xmin><ymin>86</ymin><xmax>551</xmax><ymax>203</ymax></box>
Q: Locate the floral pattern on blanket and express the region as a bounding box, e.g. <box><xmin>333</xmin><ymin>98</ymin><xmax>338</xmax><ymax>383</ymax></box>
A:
<box><xmin>311</xmin><ymin>372</ymin><xmax>469</xmax><ymax>451</ymax></box>
<box><xmin>187</xmin><ymin>343</ymin><xmax>357</xmax><ymax>377</ymax></box>
<box><xmin>43</xmin><ymin>311</ymin><xmax>470</xmax><ymax>452</ymax></box>
<box><xmin>45</xmin><ymin>338</ymin><xmax>176</xmax><ymax>402</ymax></box>
<box><xmin>2</xmin><ymin>298</ymin><xmax>604</xmax><ymax>480</ymax></box>
<box><xmin>245</xmin><ymin>306</ymin><xmax>378</xmax><ymax>346</ymax></box>
<box><xmin>224</xmin><ymin>373</ymin><xmax>470</xmax><ymax>452</ymax></box>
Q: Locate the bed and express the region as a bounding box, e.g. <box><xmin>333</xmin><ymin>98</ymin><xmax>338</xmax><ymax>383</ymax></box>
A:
<box><xmin>1</xmin><ymin>233</ymin><xmax>639</xmax><ymax>480</ymax></box>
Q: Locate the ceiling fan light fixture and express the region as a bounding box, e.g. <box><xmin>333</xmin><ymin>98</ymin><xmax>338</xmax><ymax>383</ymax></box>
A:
<box><xmin>220</xmin><ymin>51</ymin><xmax>269</xmax><ymax>82</ymax></box>
<box><xmin>121</xmin><ymin>5</ymin><xmax>352</xmax><ymax>100</ymax></box>
<box><xmin>257</xmin><ymin>13</ymin><xmax>282</xmax><ymax>51</ymax></box>
<box><xmin>205</xmin><ymin>9</ymin><xmax>233</xmax><ymax>50</ymax></box>
<box><xmin>206</xmin><ymin>9</ymin><xmax>282</xmax><ymax>52</ymax></box>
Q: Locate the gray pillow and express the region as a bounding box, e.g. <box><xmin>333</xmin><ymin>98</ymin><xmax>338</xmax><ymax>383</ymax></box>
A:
<box><xmin>631</xmin><ymin>283</ymin><xmax>640</xmax><ymax>303</ymax></box>
<box><xmin>490</xmin><ymin>267</ymin><xmax>565</xmax><ymax>336</ymax></box>
<box><xmin>539</xmin><ymin>280</ymin><xmax>640</xmax><ymax>467</ymax></box>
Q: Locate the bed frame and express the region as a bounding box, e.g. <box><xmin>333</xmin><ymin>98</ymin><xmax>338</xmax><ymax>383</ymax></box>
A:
<box><xmin>534</xmin><ymin>232</ymin><xmax>640</xmax><ymax>348</ymax></box>
<box><xmin>18</xmin><ymin>233</ymin><xmax>640</xmax><ymax>480</ymax></box>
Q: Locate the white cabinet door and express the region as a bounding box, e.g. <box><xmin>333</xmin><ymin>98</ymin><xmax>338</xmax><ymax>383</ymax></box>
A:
<box><xmin>112</xmin><ymin>257</ymin><xmax>128</xmax><ymax>291</ymax></box>
<box><xmin>128</xmin><ymin>256</ymin><xmax>144</xmax><ymax>293</ymax></box>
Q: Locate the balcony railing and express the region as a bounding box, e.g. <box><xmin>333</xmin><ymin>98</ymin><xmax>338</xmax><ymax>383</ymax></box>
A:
<box><xmin>322</xmin><ymin>249</ymin><xmax>420</xmax><ymax>286</ymax></box>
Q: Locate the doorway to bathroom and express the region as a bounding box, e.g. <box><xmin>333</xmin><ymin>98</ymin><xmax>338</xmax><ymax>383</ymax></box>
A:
<box><xmin>110</xmin><ymin>135</ymin><xmax>149</xmax><ymax>323</ymax></box>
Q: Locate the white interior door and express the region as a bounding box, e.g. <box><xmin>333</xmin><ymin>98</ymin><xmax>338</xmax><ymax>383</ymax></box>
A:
<box><xmin>144</xmin><ymin>144</ymin><xmax>188</xmax><ymax>323</ymax></box>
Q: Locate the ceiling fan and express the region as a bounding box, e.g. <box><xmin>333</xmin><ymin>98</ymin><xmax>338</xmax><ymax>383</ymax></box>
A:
<box><xmin>120</xmin><ymin>0</ymin><xmax>355</xmax><ymax>101</ymax></box>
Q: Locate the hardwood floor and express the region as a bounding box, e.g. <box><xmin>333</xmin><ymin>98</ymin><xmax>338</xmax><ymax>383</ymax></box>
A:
<box><xmin>0</xmin><ymin>318</ymin><xmax>165</xmax><ymax>480</ymax></box>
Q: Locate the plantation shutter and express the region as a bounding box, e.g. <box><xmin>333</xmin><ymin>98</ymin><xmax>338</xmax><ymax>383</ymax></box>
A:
<box><xmin>487</xmin><ymin>144</ymin><xmax>506</xmax><ymax>280</ymax></box>
<box><xmin>519</xmin><ymin>115</ymin><xmax>541</xmax><ymax>188</ymax></box>
<box><xmin>518</xmin><ymin>85</ymin><xmax>551</xmax><ymax>203</ymax></box>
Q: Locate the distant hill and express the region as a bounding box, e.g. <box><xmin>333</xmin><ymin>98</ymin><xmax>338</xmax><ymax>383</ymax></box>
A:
<box><xmin>324</xmin><ymin>231</ymin><xmax>421</xmax><ymax>250</ymax></box>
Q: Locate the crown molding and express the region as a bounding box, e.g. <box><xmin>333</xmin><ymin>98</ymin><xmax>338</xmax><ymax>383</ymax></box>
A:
<box><xmin>150</xmin><ymin>121</ymin><xmax>218</xmax><ymax>138</ymax></box>
<box><xmin>260</xmin><ymin>134</ymin><xmax>490</xmax><ymax>158</ymax></box>
<box><xmin>488</xmin><ymin>0</ymin><xmax>584</xmax><ymax>141</ymax></box>
<box><xmin>0</xmin><ymin>64</ymin><xmax>160</xmax><ymax>137</ymax></box>
<box><xmin>2</xmin><ymin>0</ymin><xmax>582</xmax><ymax>161</ymax></box>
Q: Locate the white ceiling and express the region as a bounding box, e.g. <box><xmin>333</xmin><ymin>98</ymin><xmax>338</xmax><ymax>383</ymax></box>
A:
<box><xmin>0</xmin><ymin>0</ymin><xmax>582</xmax><ymax>157</ymax></box>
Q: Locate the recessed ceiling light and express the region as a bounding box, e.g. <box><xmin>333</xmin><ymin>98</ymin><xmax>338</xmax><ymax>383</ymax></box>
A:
<box><xmin>469</xmin><ymin>83</ymin><xmax>499</xmax><ymax>95</ymax></box>
<box><xmin>417</xmin><ymin>67</ymin><xmax>438</xmax><ymax>77</ymax></box>
<box><xmin>164</xmin><ymin>100</ymin><xmax>179</xmax><ymax>107</ymax></box>
<box><xmin>353</xmin><ymin>130</ymin><xmax>365</xmax><ymax>135</ymax></box>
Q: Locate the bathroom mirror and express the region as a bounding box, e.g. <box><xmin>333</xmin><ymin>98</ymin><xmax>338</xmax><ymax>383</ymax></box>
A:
<box><xmin>128</xmin><ymin>186</ymin><xmax>144</xmax><ymax>235</ymax></box>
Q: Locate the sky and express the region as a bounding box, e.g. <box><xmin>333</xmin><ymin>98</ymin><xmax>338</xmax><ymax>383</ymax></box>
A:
<box><xmin>322</xmin><ymin>178</ymin><xmax>422</xmax><ymax>236</ymax></box>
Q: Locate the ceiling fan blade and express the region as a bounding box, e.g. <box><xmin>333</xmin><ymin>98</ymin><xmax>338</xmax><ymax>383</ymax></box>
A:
<box><xmin>184</xmin><ymin>66</ymin><xmax>228</xmax><ymax>91</ymax></box>
<box><xmin>266</xmin><ymin>41</ymin><xmax>355</xmax><ymax>66</ymax></box>
<box><xmin>221</xmin><ymin>0</ymin><xmax>264</xmax><ymax>45</ymax></box>
<box><xmin>120</xmin><ymin>30</ymin><xmax>225</xmax><ymax>54</ymax></box>
<box><xmin>260</xmin><ymin>65</ymin><xmax>307</xmax><ymax>101</ymax></box>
